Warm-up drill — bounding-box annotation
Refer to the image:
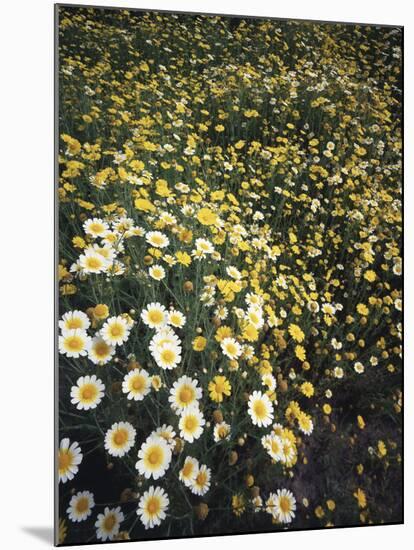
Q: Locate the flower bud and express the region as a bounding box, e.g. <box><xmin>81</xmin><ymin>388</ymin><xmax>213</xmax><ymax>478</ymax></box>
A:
<box><xmin>195</xmin><ymin>503</ymin><xmax>209</xmax><ymax>520</ymax></box>
<box><xmin>143</xmin><ymin>255</ymin><xmax>153</xmax><ymax>266</ymax></box>
<box><xmin>245</xmin><ymin>474</ymin><xmax>254</xmax><ymax>487</ymax></box>
<box><xmin>228</xmin><ymin>451</ymin><xmax>238</xmax><ymax>465</ymax></box>
<box><xmin>183</xmin><ymin>281</ymin><xmax>193</xmax><ymax>292</ymax></box>
<box><xmin>213</xmin><ymin>409</ymin><xmax>224</xmax><ymax>424</ymax></box>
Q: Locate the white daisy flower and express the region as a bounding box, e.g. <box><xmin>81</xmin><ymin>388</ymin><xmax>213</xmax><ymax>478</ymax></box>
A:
<box><xmin>179</xmin><ymin>456</ymin><xmax>199</xmax><ymax>487</ymax></box>
<box><xmin>136</xmin><ymin>435</ymin><xmax>172</xmax><ymax>480</ymax></box>
<box><xmin>146</xmin><ymin>231</ymin><xmax>170</xmax><ymax>248</ymax></box>
<box><xmin>159</xmin><ymin>211</ymin><xmax>177</xmax><ymax>225</ymax></box>
<box><xmin>248</xmin><ymin>390</ymin><xmax>274</xmax><ymax>428</ymax></box>
<box><xmin>261</xmin><ymin>434</ymin><xmax>283</xmax><ymax>461</ymax></box>
<box><xmin>59</xmin><ymin>329</ymin><xmax>91</xmax><ymax>358</ymax></box>
<box><xmin>58</xmin><ymin>438</ymin><xmax>83</xmax><ymax>483</ymax></box>
<box><xmin>86</xmin><ymin>243</ymin><xmax>116</xmax><ymax>263</ymax></box>
<box><xmin>70</xmin><ymin>375</ymin><xmax>105</xmax><ymax>410</ymax></box>
<box><xmin>101</xmin><ymin>316</ymin><xmax>131</xmax><ymax>346</ymax></box>
<box><xmin>245</xmin><ymin>293</ymin><xmax>264</xmax><ymax>307</ymax></box>
<box><xmin>195</xmin><ymin>238</ymin><xmax>214</xmax><ymax>254</ymax></box>
<box><xmin>67</xmin><ymin>491</ymin><xmax>95</xmax><ymax>522</ymax></box>
<box><xmin>261</xmin><ymin>373</ymin><xmax>277</xmax><ymax>392</ymax></box>
<box><xmin>354</xmin><ymin>361</ymin><xmax>365</xmax><ymax>374</ymax></box>
<box><xmin>149</xmin><ymin>327</ymin><xmax>181</xmax><ymax>355</ymax></box>
<box><xmin>122</xmin><ymin>368</ymin><xmax>152</xmax><ymax>401</ymax></box>
<box><xmin>83</xmin><ymin>218</ymin><xmax>109</xmax><ymax>238</ymax></box>
<box><xmin>168</xmin><ymin>375</ymin><xmax>202</xmax><ymax>413</ymax></box>
<box><xmin>101</xmin><ymin>230</ymin><xmax>123</xmax><ymax>248</ymax></box>
<box><xmin>273</xmin><ymin>488</ymin><xmax>296</xmax><ymax>523</ymax></box>
<box><xmin>154</xmin><ymin>424</ymin><xmax>176</xmax><ymax>448</ymax></box>
<box><xmin>190</xmin><ymin>464</ymin><xmax>211</xmax><ymax>496</ymax></box>
<box><xmin>137</xmin><ymin>486</ymin><xmax>169</xmax><ymax>529</ymax></box>
<box><xmin>59</xmin><ymin>310</ymin><xmax>90</xmax><ymax>332</ymax></box>
<box><xmin>279</xmin><ymin>437</ymin><xmax>296</xmax><ymax>464</ymax></box>
<box><xmin>221</xmin><ymin>337</ymin><xmax>242</xmax><ymax>360</ymax></box>
<box><xmin>141</xmin><ymin>303</ymin><xmax>168</xmax><ymax>330</ymax></box>
<box><xmin>153</xmin><ymin>341</ymin><xmax>181</xmax><ymax>370</ymax></box>
<box><xmin>113</xmin><ymin>217</ymin><xmax>135</xmax><ymax>233</ymax></box>
<box><xmin>213</xmin><ymin>421</ymin><xmax>231</xmax><ymax>442</ymax></box>
<box><xmin>79</xmin><ymin>250</ymin><xmax>110</xmax><ymax>274</ymax></box>
<box><xmin>179</xmin><ymin>406</ymin><xmax>205</xmax><ymax>443</ymax></box>
<box><xmin>167</xmin><ymin>309</ymin><xmax>186</xmax><ymax>328</ymax></box>
<box><xmin>265</xmin><ymin>492</ymin><xmax>279</xmax><ymax>519</ymax></box>
<box><xmin>298</xmin><ymin>413</ymin><xmax>314</xmax><ymax>436</ymax></box>
<box><xmin>245</xmin><ymin>306</ymin><xmax>264</xmax><ymax>329</ymax></box>
<box><xmin>88</xmin><ymin>335</ymin><xmax>115</xmax><ymax>365</ymax></box>
<box><xmin>226</xmin><ymin>265</ymin><xmax>242</xmax><ymax>280</ymax></box>
<box><xmin>149</xmin><ymin>264</ymin><xmax>166</xmax><ymax>280</ymax></box>
<box><xmin>95</xmin><ymin>506</ymin><xmax>124</xmax><ymax>541</ymax></box>
<box><xmin>214</xmin><ymin>305</ymin><xmax>228</xmax><ymax>320</ymax></box>
<box><xmin>104</xmin><ymin>421</ymin><xmax>136</xmax><ymax>457</ymax></box>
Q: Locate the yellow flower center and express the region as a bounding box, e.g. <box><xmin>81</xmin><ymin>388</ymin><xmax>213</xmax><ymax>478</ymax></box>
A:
<box><xmin>75</xmin><ymin>497</ymin><xmax>89</xmax><ymax>514</ymax></box>
<box><xmin>271</xmin><ymin>440</ymin><xmax>281</xmax><ymax>453</ymax></box>
<box><xmin>151</xmin><ymin>235</ymin><xmax>164</xmax><ymax>245</ymax></box>
<box><xmin>81</xmin><ymin>384</ymin><xmax>97</xmax><ymax>402</ymax></box>
<box><xmin>217</xmin><ymin>426</ymin><xmax>227</xmax><ymax>438</ymax></box>
<box><xmin>147</xmin><ymin>496</ymin><xmax>160</xmax><ymax>515</ymax></box>
<box><xmin>86</xmin><ymin>257</ymin><xmax>102</xmax><ymax>270</ymax></box>
<box><xmin>214</xmin><ymin>380</ymin><xmax>225</xmax><ymax>394</ymax></box>
<box><xmin>147</xmin><ymin>446</ymin><xmax>162</xmax><ymax>466</ymax></box>
<box><xmin>148</xmin><ymin>310</ymin><xmax>163</xmax><ymax>324</ymax></box>
<box><xmin>110</xmin><ymin>323</ymin><xmax>123</xmax><ymax>337</ymax></box>
<box><xmin>249</xmin><ymin>313</ymin><xmax>259</xmax><ymax>324</ymax></box>
<box><xmin>90</xmin><ymin>223</ymin><xmax>104</xmax><ymax>234</ymax></box>
<box><xmin>179</xmin><ymin>385</ymin><xmax>194</xmax><ymax>404</ymax></box>
<box><xmin>279</xmin><ymin>496</ymin><xmax>291</xmax><ymax>514</ymax></box>
<box><xmin>182</xmin><ymin>462</ymin><xmax>194</xmax><ymax>477</ymax></box>
<box><xmin>161</xmin><ymin>349</ymin><xmax>175</xmax><ymax>363</ymax></box>
<box><xmin>94</xmin><ymin>341</ymin><xmax>110</xmax><ymax>357</ymax></box>
<box><xmin>113</xmin><ymin>428</ymin><xmax>128</xmax><ymax>447</ymax></box>
<box><xmin>226</xmin><ymin>343</ymin><xmax>237</xmax><ymax>355</ymax></box>
<box><xmin>253</xmin><ymin>400</ymin><xmax>266</xmax><ymax>419</ymax></box>
<box><xmin>59</xmin><ymin>450</ymin><xmax>72</xmax><ymax>471</ymax></box>
<box><xmin>184</xmin><ymin>416</ymin><xmax>197</xmax><ymax>431</ymax></box>
<box><xmin>196</xmin><ymin>470</ymin><xmax>207</xmax><ymax>486</ymax></box>
<box><xmin>66</xmin><ymin>335</ymin><xmax>84</xmax><ymax>352</ymax></box>
<box><xmin>103</xmin><ymin>514</ymin><xmax>116</xmax><ymax>531</ymax></box>
<box><xmin>132</xmin><ymin>376</ymin><xmax>144</xmax><ymax>391</ymax></box>
<box><xmin>67</xmin><ymin>318</ymin><xmax>83</xmax><ymax>329</ymax></box>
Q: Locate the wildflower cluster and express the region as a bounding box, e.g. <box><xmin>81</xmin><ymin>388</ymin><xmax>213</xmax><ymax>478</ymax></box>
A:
<box><xmin>57</xmin><ymin>6</ymin><xmax>402</xmax><ymax>544</ymax></box>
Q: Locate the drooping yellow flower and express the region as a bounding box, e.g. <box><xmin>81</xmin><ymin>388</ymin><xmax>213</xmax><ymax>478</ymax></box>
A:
<box><xmin>208</xmin><ymin>376</ymin><xmax>231</xmax><ymax>403</ymax></box>
<box><xmin>192</xmin><ymin>336</ymin><xmax>207</xmax><ymax>351</ymax></box>
<box><xmin>364</xmin><ymin>270</ymin><xmax>376</xmax><ymax>282</ymax></box>
<box><xmin>378</xmin><ymin>440</ymin><xmax>387</xmax><ymax>457</ymax></box>
<box><xmin>357</xmin><ymin>415</ymin><xmax>365</xmax><ymax>429</ymax></box>
<box><xmin>295</xmin><ymin>345</ymin><xmax>306</xmax><ymax>361</ymax></box>
<box><xmin>300</xmin><ymin>382</ymin><xmax>314</xmax><ymax>398</ymax></box>
<box><xmin>356</xmin><ymin>303</ymin><xmax>369</xmax><ymax>316</ymax></box>
<box><xmin>175</xmin><ymin>251</ymin><xmax>192</xmax><ymax>266</ymax></box>
<box><xmin>353</xmin><ymin>488</ymin><xmax>367</xmax><ymax>509</ymax></box>
<box><xmin>288</xmin><ymin>323</ymin><xmax>305</xmax><ymax>343</ymax></box>
<box><xmin>197</xmin><ymin>207</ymin><xmax>217</xmax><ymax>226</ymax></box>
<box><xmin>232</xmin><ymin>494</ymin><xmax>245</xmax><ymax>516</ymax></box>
<box><xmin>134</xmin><ymin>198</ymin><xmax>156</xmax><ymax>212</ymax></box>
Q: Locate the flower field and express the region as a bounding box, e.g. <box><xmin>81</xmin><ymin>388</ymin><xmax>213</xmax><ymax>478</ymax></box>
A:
<box><xmin>56</xmin><ymin>6</ymin><xmax>403</xmax><ymax>545</ymax></box>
